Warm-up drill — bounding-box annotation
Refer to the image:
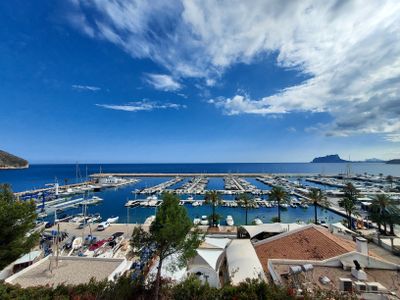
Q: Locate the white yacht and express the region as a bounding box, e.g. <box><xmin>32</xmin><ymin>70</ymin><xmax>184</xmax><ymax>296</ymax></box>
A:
<box><xmin>107</xmin><ymin>216</ymin><xmax>119</xmax><ymax>223</ymax></box>
<box><xmin>253</xmin><ymin>218</ymin><xmax>263</xmax><ymax>225</ymax></box>
<box><xmin>200</xmin><ymin>215</ymin><xmax>209</xmax><ymax>225</ymax></box>
<box><xmin>226</xmin><ymin>215</ymin><xmax>234</xmax><ymax>226</ymax></box>
<box><xmin>72</xmin><ymin>237</ymin><xmax>83</xmax><ymax>250</ymax></box>
<box><xmin>300</xmin><ymin>203</ymin><xmax>309</xmax><ymax>208</ymax></box>
<box><xmin>193</xmin><ymin>217</ymin><xmax>201</xmax><ymax>225</ymax></box>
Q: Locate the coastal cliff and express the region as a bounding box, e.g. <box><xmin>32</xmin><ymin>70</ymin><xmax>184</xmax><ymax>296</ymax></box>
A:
<box><xmin>0</xmin><ymin>150</ymin><xmax>29</xmax><ymax>169</ymax></box>
<box><xmin>311</xmin><ymin>154</ymin><xmax>348</xmax><ymax>163</ymax></box>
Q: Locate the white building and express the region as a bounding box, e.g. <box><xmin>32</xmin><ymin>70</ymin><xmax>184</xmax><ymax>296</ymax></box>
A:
<box><xmin>226</xmin><ymin>239</ymin><xmax>266</xmax><ymax>285</ymax></box>
<box><xmin>187</xmin><ymin>237</ymin><xmax>231</xmax><ymax>287</ymax></box>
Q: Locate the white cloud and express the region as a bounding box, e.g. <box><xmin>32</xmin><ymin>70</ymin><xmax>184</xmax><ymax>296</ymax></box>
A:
<box><xmin>144</xmin><ymin>74</ymin><xmax>181</xmax><ymax>91</ymax></box>
<box><xmin>72</xmin><ymin>84</ymin><xmax>101</xmax><ymax>91</ymax></box>
<box><xmin>96</xmin><ymin>101</ymin><xmax>186</xmax><ymax>112</ymax></box>
<box><xmin>385</xmin><ymin>134</ymin><xmax>400</xmax><ymax>143</ymax></box>
<box><xmin>69</xmin><ymin>0</ymin><xmax>400</xmax><ymax>139</ymax></box>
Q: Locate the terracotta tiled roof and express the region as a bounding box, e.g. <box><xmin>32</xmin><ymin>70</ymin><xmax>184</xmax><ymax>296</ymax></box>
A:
<box><xmin>255</xmin><ymin>226</ymin><xmax>357</xmax><ymax>272</ymax></box>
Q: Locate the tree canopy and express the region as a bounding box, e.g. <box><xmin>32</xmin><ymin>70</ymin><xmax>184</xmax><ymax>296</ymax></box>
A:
<box><xmin>342</xmin><ymin>183</ymin><xmax>359</xmax><ymax>202</ymax></box>
<box><xmin>235</xmin><ymin>193</ymin><xmax>255</xmax><ymax>225</ymax></box>
<box><xmin>269</xmin><ymin>186</ymin><xmax>288</xmax><ymax>223</ymax></box>
<box><xmin>369</xmin><ymin>194</ymin><xmax>400</xmax><ymax>235</ymax></box>
<box><xmin>0</xmin><ymin>184</ymin><xmax>38</xmax><ymax>270</ymax></box>
<box><xmin>204</xmin><ymin>190</ymin><xmax>222</xmax><ymax>227</ymax></box>
<box><xmin>130</xmin><ymin>192</ymin><xmax>203</xmax><ymax>299</ymax></box>
<box><xmin>339</xmin><ymin>196</ymin><xmax>359</xmax><ymax>229</ymax></box>
<box><xmin>308</xmin><ymin>188</ymin><xmax>329</xmax><ymax>225</ymax></box>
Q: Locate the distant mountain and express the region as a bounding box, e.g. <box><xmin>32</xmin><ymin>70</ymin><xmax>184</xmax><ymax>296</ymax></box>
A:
<box><xmin>311</xmin><ymin>154</ymin><xmax>349</xmax><ymax>163</ymax></box>
<box><xmin>364</xmin><ymin>158</ymin><xmax>386</xmax><ymax>163</ymax></box>
<box><xmin>0</xmin><ymin>150</ymin><xmax>29</xmax><ymax>169</ymax></box>
<box><xmin>386</xmin><ymin>159</ymin><xmax>400</xmax><ymax>164</ymax></box>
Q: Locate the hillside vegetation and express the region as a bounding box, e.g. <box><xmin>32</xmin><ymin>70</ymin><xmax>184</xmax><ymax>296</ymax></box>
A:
<box><xmin>0</xmin><ymin>150</ymin><xmax>28</xmax><ymax>169</ymax></box>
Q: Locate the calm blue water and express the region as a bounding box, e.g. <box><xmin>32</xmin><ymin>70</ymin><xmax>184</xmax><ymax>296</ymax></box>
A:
<box><xmin>0</xmin><ymin>163</ymin><xmax>396</xmax><ymax>225</ymax></box>
<box><xmin>0</xmin><ymin>163</ymin><xmax>398</xmax><ymax>192</ymax></box>
<box><xmin>40</xmin><ymin>183</ymin><xmax>342</xmax><ymax>226</ymax></box>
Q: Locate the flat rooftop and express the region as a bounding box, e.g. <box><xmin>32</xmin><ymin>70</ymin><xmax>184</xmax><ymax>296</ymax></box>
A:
<box><xmin>271</xmin><ymin>263</ymin><xmax>400</xmax><ymax>297</ymax></box>
<box><xmin>7</xmin><ymin>256</ymin><xmax>124</xmax><ymax>288</ymax></box>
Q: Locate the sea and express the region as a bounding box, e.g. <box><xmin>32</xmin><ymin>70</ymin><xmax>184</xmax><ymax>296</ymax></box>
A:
<box><xmin>0</xmin><ymin>163</ymin><xmax>398</xmax><ymax>225</ymax></box>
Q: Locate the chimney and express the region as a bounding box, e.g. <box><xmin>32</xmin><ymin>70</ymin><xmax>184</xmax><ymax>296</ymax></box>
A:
<box><xmin>356</xmin><ymin>237</ymin><xmax>368</xmax><ymax>255</ymax></box>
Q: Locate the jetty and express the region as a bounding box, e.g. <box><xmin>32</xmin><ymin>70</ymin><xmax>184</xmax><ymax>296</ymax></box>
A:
<box><xmin>91</xmin><ymin>172</ymin><xmax>278</xmax><ymax>178</ymax></box>
<box><xmin>138</xmin><ymin>177</ymin><xmax>183</xmax><ymax>194</ymax></box>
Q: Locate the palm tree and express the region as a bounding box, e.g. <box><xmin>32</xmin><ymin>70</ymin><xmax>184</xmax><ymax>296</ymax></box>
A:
<box><xmin>204</xmin><ymin>191</ymin><xmax>222</xmax><ymax>227</ymax></box>
<box><xmin>386</xmin><ymin>206</ymin><xmax>400</xmax><ymax>235</ymax></box>
<box><xmin>342</xmin><ymin>182</ymin><xmax>359</xmax><ymax>203</ymax></box>
<box><xmin>308</xmin><ymin>188</ymin><xmax>329</xmax><ymax>225</ymax></box>
<box><xmin>370</xmin><ymin>194</ymin><xmax>398</xmax><ymax>235</ymax></box>
<box><xmin>386</xmin><ymin>175</ymin><xmax>394</xmax><ymax>189</ymax></box>
<box><xmin>269</xmin><ymin>186</ymin><xmax>288</xmax><ymax>223</ymax></box>
<box><xmin>339</xmin><ymin>196</ymin><xmax>359</xmax><ymax>229</ymax></box>
<box><xmin>235</xmin><ymin>193</ymin><xmax>255</xmax><ymax>225</ymax></box>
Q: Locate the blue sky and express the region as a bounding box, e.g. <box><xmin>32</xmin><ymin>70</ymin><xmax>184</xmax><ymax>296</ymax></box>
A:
<box><xmin>1</xmin><ymin>0</ymin><xmax>399</xmax><ymax>163</ymax></box>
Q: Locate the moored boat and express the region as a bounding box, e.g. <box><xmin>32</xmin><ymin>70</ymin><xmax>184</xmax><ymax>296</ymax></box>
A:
<box><xmin>300</xmin><ymin>203</ymin><xmax>309</xmax><ymax>208</ymax></box>
<box><xmin>226</xmin><ymin>215</ymin><xmax>234</xmax><ymax>226</ymax></box>
<box><xmin>193</xmin><ymin>216</ymin><xmax>201</xmax><ymax>225</ymax></box>
<box><xmin>253</xmin><ymin>218</ymin><xmax>263</xmax><ymax>225</ymax></box>
<box><xmin>200</xmin><ymin>215</ymin><xmax>209</xmax><ymax>225</ymax></box>
<box><xmin>72</xmin><ymin>237</ymin><xmax>83</xmax><ymax>250</ymax></box>
<box><xmin>107</xmin><ymin>216</ymin><xmax>119</xmax><ymax>223</ymax></box>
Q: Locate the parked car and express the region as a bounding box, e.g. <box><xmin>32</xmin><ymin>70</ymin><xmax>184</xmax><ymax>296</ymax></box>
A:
<box><xmin>97</xmin><ymin>221</ymin><xmax>110</xmax><ymax>231</ymax></box>
<box><xmin>45</xmin><ymin>221</ymin><xmax>54</xmax><ymax>228</ymax></box>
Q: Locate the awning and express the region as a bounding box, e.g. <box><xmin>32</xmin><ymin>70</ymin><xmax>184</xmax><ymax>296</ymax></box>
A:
<box><xmin>226</xmin><ymin>239</ymin><xmax>266</xmax><ymax>285</ymax></box>
<box><xmin>13</xmin><ymin>251</ymin><xmax>41</xmax><ymax>265</ymax></box>
<box><xmin>242</xmin><ymin>223</ymin><xmax>305</xmax><ymax>238</ymax></box>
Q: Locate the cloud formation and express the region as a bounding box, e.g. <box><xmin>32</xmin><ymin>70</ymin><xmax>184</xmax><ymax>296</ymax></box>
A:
<box><xmin>96</xmin><ymin>101</ymin><xmax>186</xmax><ymax>112</ymax></box>
<box><xmin>144</xmin><ymin>74</ymin><xmax>181</xmax><ymax>91</ymax></box>
<box><xmin>72</xmin><ymin>84</ymin><xmax>101</xmax><ymax>91</ymax></box>
<box><xmin>69</xmin><ymin>0</ymin><xmax>400</xmax><ymax>139</ymax></box>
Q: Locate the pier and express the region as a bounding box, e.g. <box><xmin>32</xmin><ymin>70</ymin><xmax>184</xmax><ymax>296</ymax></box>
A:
<box><xmin>138</xmin><ymin>177</ymin><xmax>183</xmax><ymax>194</ymax></box>
<box><xmin>90</xmin><ymin>172</ymin><xmax>302</xmax><ymax>178</ymax></box>
<box><xmin>15</xmin><ymin>181</ymin><xmax>93</xmax><ymax>198</ymax></box>
<box><xmin>175</xmin><ymin>176</ymin><xmax>208</xmax><ymax>194</ymax></box>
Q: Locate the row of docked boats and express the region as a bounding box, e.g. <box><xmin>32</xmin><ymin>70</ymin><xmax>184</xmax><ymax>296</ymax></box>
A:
<box><xmin>193</xmin><ymin>215</ymin><xmax>235</xmax><ymax>226</ymax></box>
<box><xmin>175</xmin><ymin>177</ymin><xmax>209</xmax><ymax>194</ymax></box>
<box><xmin>43</xmin><ymin>211</ymin><xmax>119</xmax><ymax>230</ymax></box>
<box><xmin>124</xmin><ymin>196</ymin><xmax>311</xmax><ymax>209</ymax></box>
<box><xmin>36</xmin><ymin>196</ymin><xmax>104</xmax><ymax>218</ymax></box>
<box><xmin>136</xmin><ymin>177</ymin><xmax>183</xmax><ymax>194</ymax></box>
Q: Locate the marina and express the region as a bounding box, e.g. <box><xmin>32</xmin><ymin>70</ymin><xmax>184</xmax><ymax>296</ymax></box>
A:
<box><xmin>1</xmin><ymin>164</ymin><xmax>399</xmax><ymax>227</ymax></box>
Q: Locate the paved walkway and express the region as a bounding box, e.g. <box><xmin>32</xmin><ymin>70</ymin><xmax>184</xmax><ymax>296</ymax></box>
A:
<box><xmin>368</xmin><ymin>241</ymin><xmax>400</xmax><ymax>264</ymax></box>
